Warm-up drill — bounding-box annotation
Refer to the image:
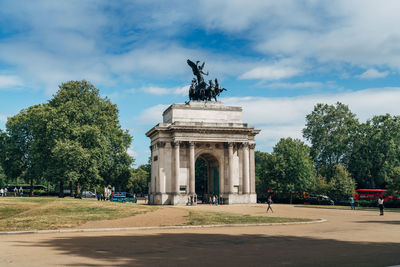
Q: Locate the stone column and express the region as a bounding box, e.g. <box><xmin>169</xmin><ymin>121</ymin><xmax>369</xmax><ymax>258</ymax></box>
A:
<box><xmin>189</xmin><ymin>142</ymin><xmax>195</xmax><ymax>195</ymax></box>
<box><xmin>219</xmin><ymin>159</ymin><xmax>224</xmax><ymax>197</ymax></box>
<box><xmin>172</xmin><ymin>141</ymin><xmax>180</xmax><ymax>194</ymax></box>
<box><xmin>242</xmin><ymin>143</ymin><xmax>250</xmax><ymax>194</ymax></box>
<box><xmin>249</xmin><ymin>144</ymin><xmax>256</xmax><ymax>193</ymax></box>
<box><xmin>228</xmin><ymin>142</ymin><xmax>234</xmax><ymax>193</ymax></box>
<box><xmin>149</xmin><ymin>145</ymin><xmax>156</xmax><ymax>195</ymax></box>
<box><xmin>157</xmin><ymin>141</ymin><xmax>166</xmax><ymax>194</ymax></box>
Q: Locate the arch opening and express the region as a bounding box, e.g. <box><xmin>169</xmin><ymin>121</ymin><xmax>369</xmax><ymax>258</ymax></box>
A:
<box><xmin>195</xmin><ymin>153</ymin><xmax>219</xmax><ymax>204</ymax></box>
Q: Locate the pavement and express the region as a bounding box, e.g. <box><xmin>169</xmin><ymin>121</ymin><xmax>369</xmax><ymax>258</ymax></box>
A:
<box><xmin>0</xmin><ymin>204</ymin><xmax>399</xmax><ymax>266</ymax></box>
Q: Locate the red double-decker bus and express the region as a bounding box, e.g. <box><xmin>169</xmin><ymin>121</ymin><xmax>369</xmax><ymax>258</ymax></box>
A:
<box><xmin>354</xmin><ymin>189</ymin><xmax>393</xmax><ymax>201</ymax></box>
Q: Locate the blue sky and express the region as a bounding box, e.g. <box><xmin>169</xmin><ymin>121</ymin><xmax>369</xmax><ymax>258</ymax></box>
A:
<box><xmin>1</xmin><ymin>0</ymin><xmax>400</xmax><ymax>166</ymax></box>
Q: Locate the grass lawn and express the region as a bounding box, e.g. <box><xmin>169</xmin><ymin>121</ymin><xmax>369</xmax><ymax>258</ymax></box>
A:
<box><xmin>186</xmin><ymin>210</ymin><xmax>313</xmax><ymax>225</ymax></box>
<box><xmin>296</xmin><ymin>204</ymin><xmax>400</xmax><ymax>213</ymax></box>
<box><xmin>0</xmin><ymin>197</ymin><xmax>156</xmax><ymax>232</ymax></box>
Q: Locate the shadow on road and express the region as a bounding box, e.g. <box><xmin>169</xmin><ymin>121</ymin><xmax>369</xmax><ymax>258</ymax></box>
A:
<box><xmin>17</xmin><ymin>233</ymin><xmax>400</xmax><ymax>266</ymax></box>
<box><xmin>357</xmin><ymin>220</ymin><xmax>400</xmax><ymax>225</ymax></box>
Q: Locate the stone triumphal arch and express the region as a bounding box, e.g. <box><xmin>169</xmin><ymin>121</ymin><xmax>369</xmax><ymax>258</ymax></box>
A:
<box><xmin>146</xmin><ymin>101</ymin><xmax>260</xmax><ymax>205</ymax></box>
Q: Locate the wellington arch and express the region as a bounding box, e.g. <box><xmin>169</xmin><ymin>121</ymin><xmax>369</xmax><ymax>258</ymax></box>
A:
<box><xmin>146</xmin><ymin>101</ymin><xmax>260</xmax><ymax>205</ymax></box>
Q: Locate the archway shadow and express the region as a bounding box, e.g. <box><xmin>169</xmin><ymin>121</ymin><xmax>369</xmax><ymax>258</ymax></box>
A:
<box><xmin>14</xmin><ymin>232</ymin><xmax>400</xmax><ymax>266</ymax></box>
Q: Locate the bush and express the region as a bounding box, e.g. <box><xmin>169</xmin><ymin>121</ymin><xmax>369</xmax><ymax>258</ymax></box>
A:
<box><xmin>384</xmin><ymin>199</ymin><xmax>400</xmax><ymax>208</ymax></box>
<box><xmin>355</xmin><ymin>200</ymin><xmax>377</xmax><ymax>207</ymax></box>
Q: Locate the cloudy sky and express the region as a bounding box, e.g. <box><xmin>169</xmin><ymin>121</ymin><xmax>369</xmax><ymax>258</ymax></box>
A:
<box><xmin>1</xmin><ymin>0</ymin><xmax>400</xmax><ymax>165</ymax></box>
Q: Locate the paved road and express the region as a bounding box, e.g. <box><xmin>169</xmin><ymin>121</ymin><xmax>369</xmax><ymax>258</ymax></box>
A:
<box><xmin>0</xmin><ymin>204</ymin><xmax>399</xmax><ymax>266</ymax></box>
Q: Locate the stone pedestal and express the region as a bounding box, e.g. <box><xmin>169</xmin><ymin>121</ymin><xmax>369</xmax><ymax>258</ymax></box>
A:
<box><xmin>146</xmin><ymin>101</ymin><xmax>260</xmax><ymax>205</ymax></box>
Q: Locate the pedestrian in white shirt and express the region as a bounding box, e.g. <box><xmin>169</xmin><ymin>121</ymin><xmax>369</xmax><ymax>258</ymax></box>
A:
<box><xmin>378</xmin><ymin>196</ymin><xmax>384</xmax><ymax>216</ymax></box>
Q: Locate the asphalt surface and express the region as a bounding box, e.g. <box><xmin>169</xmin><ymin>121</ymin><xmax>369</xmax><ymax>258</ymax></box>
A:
<box><xmin>0</xmin><ymin>204</ymin><xmax>399</xmax><ymax>266</ymax></box>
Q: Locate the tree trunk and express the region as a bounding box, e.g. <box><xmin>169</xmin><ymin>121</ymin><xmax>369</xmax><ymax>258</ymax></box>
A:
<box><xmin>370</xmin><ymin>176</ymin><xmax>375</xmax><ymax>189</ymax></box>
<box><xmin>69</xmin><ymin>181</ymin><xmax>73</xmax><ymax>197</ymax></box>
<box><xmin>30</xmin><ymin>177</ymin><xmax>34</xmax><ymax>197</ymax></box>
<box><xmin>59</xmin><ymin>180</ymin><xmax>64</xmax><ymax>198</ymax></box>
<box><xmin>76</xmin><ymin>182</ymin><xmax>81</xmax><ymax>198</ymax></box>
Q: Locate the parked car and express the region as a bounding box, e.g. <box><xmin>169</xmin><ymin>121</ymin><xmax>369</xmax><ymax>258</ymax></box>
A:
<box><xmin>306</xmin><ymin>195</ymin><xmax>334</xmax><ymax>205</ymax></box>
<box><xmin>82</xmin><ymin>191</ymin><xmax>96</xmax><ymax>198</ymax></box>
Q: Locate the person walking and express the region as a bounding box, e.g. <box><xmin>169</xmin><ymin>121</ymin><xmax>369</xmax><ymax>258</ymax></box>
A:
<box><xmin>4</xmin><ymin>187</ymin><xmax>7</xmax><ymax>197</ymax></box>
<box><xmin>19</xmin><ymin>187</ymin><xmax>23</xmax><ymax>197</ymax></box>
<box><xmin>0</xmin><ymin>188</ymin><xmax>3</xmax><ymax>197</ymax></box>
<box><xmin>266</xmin><ymin>195</ymin><xmax>273</xmax><ymax>213</ymax></box>
<box><xmin>14</xmin><ymin>187</ymin><xmax>17</xmax><ymax>197</ymax></box>
<box><xmin>349</xmin><ymin>196</ymin><xmax>355</xmax><ymax>210</ymax></box>
<box><xmin>378</xmin><ymin>196</ymin><xmax>384</xmax><ymax>216</ymax></box>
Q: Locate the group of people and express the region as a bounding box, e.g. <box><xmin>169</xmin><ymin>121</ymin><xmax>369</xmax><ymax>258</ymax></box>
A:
<box><xmin>96</xmin><ymin>193</ymin><xmax>107</xmax><ymax>201</ymax></box>
<box><xmin>0</xmin><ymin>187</ymin><xmax>7</xmax><ymax>196</ymax></box>
<box><xmin>0</xmin><ymin>186</ymin><xmax>23</xmax><ymax>197</ymax></box>
<box><xmin>209</xmin><ymin>195</ymin><xmax>220</xmax><ymax>205</ymax></box>
<box><xmin>187</xmin><ymin>195</ymin><xmax>197</xmax><ymax>205</ymax></box>
<box><xmin>349</xmin><ymin>195</ymin><xmax>386</xmax><ymax>215</ymax></box>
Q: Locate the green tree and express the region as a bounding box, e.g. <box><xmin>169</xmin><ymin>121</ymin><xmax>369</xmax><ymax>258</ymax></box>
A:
<box><xmin>387</xmin><ymin>166</ymin><xmax>400</xmax><ymax>192</ymax></box>
<box><xmin>312</xmin><ymin>175</ymin><xmax>330</xmax><ymax>196</ymax></box>
<box><xmin>0</xmin><ymin>166</ymin><xmax>6</xmax><ymax>187</ymax></box>
<box><xmin>128</xmin><ymin>164</ymin><xmax>150</xmax><ymax>194</ymax></box>
<box><xmin>303</xmin><ymin>102</ymin><xmax>358</xmax><ymax>180</ymax></box>
<box><xmin>272</xmin><ymin>138</ymin><xmax>316</xmax><ymax>203</ymax></box>
<box><xmin>255</xmin><ymin>151</ymin><xmax>278</xmax><ymax>194</ymax></box>
<box><xmin>45</xmin><ymin>81</ymin><xmax>133</xmax><ymax>196</ymax></box>
<box><xmin>2</xmin><ymin>81</ymin><xmax>133</xmax><ymax>197</ymax></box>
<box><xmin>2</xmin><ymin>104</ymin><xmax>48</xmax><ymax>195</ymax></box>
<box><xmin>328</xmin><ymin>164</ymin><xmax>356</xmax><ymax>201</ymax></box>
<box><xmin>348</xmin><ymin>114</ymin><xmax>400</xmax><ymax>188</ymax></box>
<box><xmin>0</xmin><ymin>130</ymin><xmax>7</xmax><ymax>186</ymax></box>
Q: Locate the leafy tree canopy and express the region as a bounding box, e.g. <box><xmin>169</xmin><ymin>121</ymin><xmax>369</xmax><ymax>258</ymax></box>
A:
<box><xmin>303</xmin><ymin>102</ymin><xmax>358</xmax><ymax>180</ymax></box>
<box><xmin>1</xmin><ymin>81</ymin><xmax>133</xmax><ymax>196</ymax></box>
<box><xmin>328</xmin><ymin>164</ymin><xmax>356</xmax><ymax>201</ymax></box>
<box><xmin>272</xmin><ymin>138</ymin><xmax>316</xmax><ymax>196</ymax></box>
<box><xmin>348</xmin><ymin>114</ymin><xmax>400</xmax><ymax>188</ymax></box>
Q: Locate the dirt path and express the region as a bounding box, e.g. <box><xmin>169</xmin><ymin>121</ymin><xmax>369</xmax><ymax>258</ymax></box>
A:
<box><xmin>0</xmin><ymin>204</ymin><xmax>399</xmax><ymax>266</ymax></box>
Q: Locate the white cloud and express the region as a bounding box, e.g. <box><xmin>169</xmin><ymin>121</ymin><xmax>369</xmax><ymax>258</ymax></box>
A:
<box><xmin>133</xmin><ymin>104</ymin><xmax>169</xmax><ymax>125</ymax></box>
<box><xmin>240</xmin><ymin>65</ymin><xmax>301</xmax><ymax>80</ymax></box>
<box><xmin>133</xmin><ymin>86</ymin><xmax>400</xmax><ymax>161</ymax></box>
<box><xmin>2</xmin><ymin>0</ymin><xmax>400</xmax><ymax>92</ymax></box>
<box><xmin>144</xmin><ymin>86</ymin><xmax>170</xmax><ymax>95</ymax></box>
<box><xmin>223</xmin><ymin>87</ymin><xmax>400</xmax><ymax>151</ymax></box>
<box><xmin>127</xmin><ymin>146</ymin><xmax>137</xmax><ymax>158</ymax></box>
<box><xmin>140</xmin><ymin>85</ymin><xmax>189</xmax><ymax>96</ymax></box>
<box><xmin>265</xmin><ymin>81</ymin><xmax>324</xmax><ymax>89</ymax></box>
<box><xmin>253</xmin><ymin>1</ymin><xmax>400</xmax><ymax>71</ymax></box>
<box><xmin>173</xmin><ymin>85</ymin><xmax>190</xmax><ymax>96</ymax></box>
<box><xmin>0</xmin><ymin>75</ymin><xmax>24</xmax><ymax>89</ymax></box>
<box><xmin>0</xmin><ymin>114</ymin><xmax>8</xmax><ymax>123</ymax></box>
<box><xmin>357</xmin><ymin>69</ymin><xmax>389</xmax><ymax>79</ymax></box>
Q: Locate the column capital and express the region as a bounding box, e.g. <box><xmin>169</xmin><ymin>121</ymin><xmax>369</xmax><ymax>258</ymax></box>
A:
<box><xmin>189</xmin><ymin>141</ymin><xmax>195</xmax><ymax>147</ymax></box>
<box><xmin>157</xmin><ymin>141</ymin><xmax>166</xmax><ymax>148</ymax></box>
<box><xmin>224</xmin><ymin>142</ymin><xmax>235</xmax><ymax>149</ymax></box>
<box><xmin>238</xmin><ymin>142</ymin><xmax>249</xmax><ymax>148</ymax></box>
<box><xmin>249</xmin><ymin>143</ymin><xmax>256</xmax><ymax>149</ymax></box>
<box><xmin>171</xmin><ymin>141</ymin><xmax>181</xmax><ymax>147</ymax></box>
